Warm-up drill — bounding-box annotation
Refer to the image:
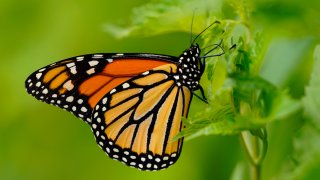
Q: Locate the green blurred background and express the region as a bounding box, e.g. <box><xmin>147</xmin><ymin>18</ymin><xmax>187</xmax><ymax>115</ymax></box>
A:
<box><xmin>1</xmin><ymin>0</ymin><xmax>319</xmax><ymax>179</ymax></box>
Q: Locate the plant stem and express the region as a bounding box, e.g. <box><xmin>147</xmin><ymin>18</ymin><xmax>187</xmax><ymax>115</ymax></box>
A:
<box><xmin>240</xmin><ymin>128</ymin><xmax>268</xmax><ymax>180</ymax></box>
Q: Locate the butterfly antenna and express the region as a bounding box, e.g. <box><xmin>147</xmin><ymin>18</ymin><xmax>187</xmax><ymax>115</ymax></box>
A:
<box><xmin>192</xmin><ymin>20</ymin><xmax>220</xmax><ymax>45</ymax></box>
<box><xmin>229</xmin><ymin>44</ymin><xmax>237</xmax><ymax>50</ymax></box>
<box><xmin>201</xmin><ymin>39</ymin><xmax>223</xmax><ymax>50</ymax></box>
<box><xmin>203</xmin><ymin>39</ymin><xmax>224</xmax><ymax>56</ymax></box>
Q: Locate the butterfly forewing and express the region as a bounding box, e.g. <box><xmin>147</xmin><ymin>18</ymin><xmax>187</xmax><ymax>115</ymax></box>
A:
<box><xmin>25</xmin><ymin>54</ymin><xmax>176</xmax><ymax>124</ymax></box>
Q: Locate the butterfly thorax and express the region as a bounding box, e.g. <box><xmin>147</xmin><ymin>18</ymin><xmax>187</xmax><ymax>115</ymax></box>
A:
<box><xmin>175</xmin><ymin>44</ymin><xmax>202</xmax><ymax>90</ymax></box>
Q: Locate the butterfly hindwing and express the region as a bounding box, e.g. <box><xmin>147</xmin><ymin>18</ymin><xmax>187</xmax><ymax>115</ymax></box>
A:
<box><xmin>90</xmin><ymin>63</ymin><xmax>193</xmax><ymax>170</ymax></box>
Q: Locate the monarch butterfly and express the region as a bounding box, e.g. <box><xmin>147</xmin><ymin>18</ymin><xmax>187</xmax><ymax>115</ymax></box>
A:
<box><xmin>25</xmin><ymin>21</ymin><xmax>222</xmax><ymax>171</ymax></box>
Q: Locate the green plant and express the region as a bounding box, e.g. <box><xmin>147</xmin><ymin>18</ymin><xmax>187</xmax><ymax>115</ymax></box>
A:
<box><xmin>105</xmin><ymin>0</ymin><xmax>320</xmax><ymax>179</ymax></box>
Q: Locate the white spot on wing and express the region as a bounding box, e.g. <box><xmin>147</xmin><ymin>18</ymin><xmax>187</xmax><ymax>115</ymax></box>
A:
<box><xmin>78</xmin><ymin>99</ymin><xmax>83</xmax><ymax>104</ymax></box>
<box><xmin>63</xmin><ymin>80</ymin><xmax>74</xmax><ymax>91</ymax></box>
<box><xmin>106</xmin><ymin>147</ymin><xmax>110</xmax><ymax>153</ymax></box>
<box><xmin>81</xmin><ymin>107</ymin><xmax>87</xmax><ymax>112</ymax></box>
<box><xmin>38</xmin><ymin>68</ymin><xmax>46</xmax><ymax>72</ymax></box>
<box><xmin>110</xmin><ymin>89</ymin><xmax>116</xmax><ymax>94</ymax></box>
<box><xmin>102</xmin><ymin>97</ymin><xmax>108</xmax><ymax>104</ymax></box>
<box><xmin>66</xmin><ymin>96</ymin><xmax>74</xmax><ymax>102</ymax></box>
<box><xmin>93</xmin><ymin>54</ymin><xmax>103</xmax><ymax>58</ymax></box>
<box><xmin>101</xmin><ymin>135</ymin><xmax>105</xmax><ymax>140</ymax></box>
<box><xmin>86</xmin><ymin>68</ymin><xmax>95</xmax><ymax>75</ymax></box>
<box><xmin>36</xmin><ymin>73</ymin><xmax>42</xmax><ymax>79</ymax></box>
<box><xmin>76</xmin><ymin>56</ymin><xmax>84</xmax><ymax>61</ymax></box>
<box><xmin>42</xmin><ymin>88</ymin><xmax>48</xmax><ymax>94</ymax></box>
<box><xmin>70</xmin><ymin>66</ymin><xmax>77</xmax><ymax>74</ymax></box>
<box><xmin>66</xmin><ymin>62</ymin><xmax>75</xmax><ymax>68</ymax></box>
<box><xmin>89</xmin><ymin>60</ymin><xmax>99</xmax><ymax>66</ymax></box>
<box><xmin>122</xmin><ymin>83</ymin><xmax>129</xmax><ymax>89</ymax></box>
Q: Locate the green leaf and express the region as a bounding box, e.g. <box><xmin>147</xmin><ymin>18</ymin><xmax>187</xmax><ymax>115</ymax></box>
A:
<box><xmin>226</xmin><ymin>0</ymin><xmax>253</xmax><ymax>23</ymax></box>
<box><xmin>275</xmin><ymin>45</ymin><xmax>320</xmax><ymax>179</ymax></box>
<box><xmin>292</xmin><ymin>125</ymin><xmax>320</xmax><ymax>179</ymax></box>
<box><xmin>260</xmin><ymin>38</ymin><xmax>313</xmax><ymax>86</ymax></box>
<box><xmin>252</xmin><ymin>0</ymin><xmax>320</xmax><ymax>38</ymax></box>
<box><xmin>294</xmin><ymin>45</ymin><xmax>320</xmax><ymax>178</ymax></box>
<box><xmin>175</xmin><ymin>76</ymin><xmax>300</xmax><ymax>141</ymax></box>
<box><xmin>104</xmin><ymin>0</ymin><xmax>224</xmax><ymax>38</ymax></box>
<box><xmin>303</xmin><ymin>45</ymin><xmax>320</xmax><ymax>125</ymax></box>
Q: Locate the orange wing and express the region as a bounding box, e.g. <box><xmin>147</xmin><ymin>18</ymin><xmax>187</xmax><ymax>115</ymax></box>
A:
<box><xmin>91</xmin><ymin>63</ymin><xmax>192</xmax><ymax>171</ymax></box>
<box><xmin>25</xmin><ymin>54</ymin><xmax>175</xmax><ymax>123</ymax></box>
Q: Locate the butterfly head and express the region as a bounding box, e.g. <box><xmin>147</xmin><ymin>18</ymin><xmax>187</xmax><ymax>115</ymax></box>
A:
<box><xmin>176</xmin><ymin>44</ymin><xmax>203</xmax><ymax>90</ymax></box>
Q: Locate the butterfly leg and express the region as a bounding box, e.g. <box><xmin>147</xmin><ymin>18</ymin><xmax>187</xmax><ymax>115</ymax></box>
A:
<box><xmin>193</xmin><ymin>86</ymin><xmax>208</xmax><ymax>104</ymax></box>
